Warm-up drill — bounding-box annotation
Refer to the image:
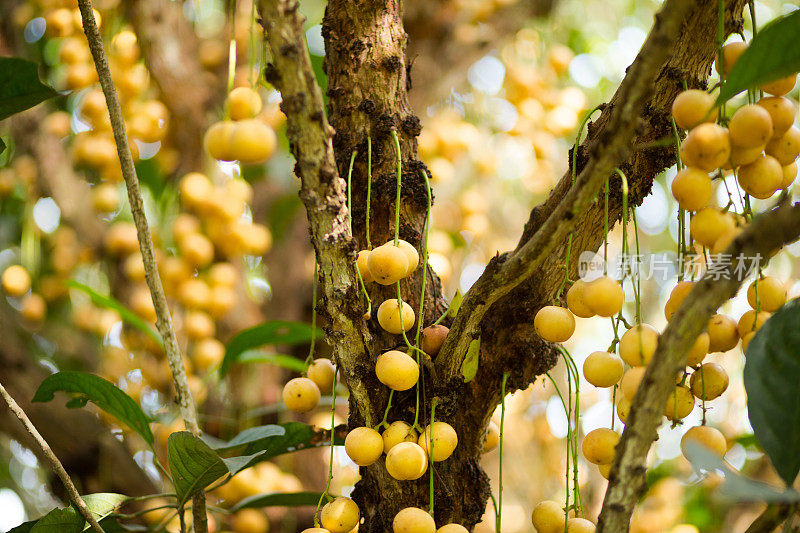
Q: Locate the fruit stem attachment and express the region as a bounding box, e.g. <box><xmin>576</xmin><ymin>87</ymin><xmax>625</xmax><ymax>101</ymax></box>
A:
<box><xmin>391</xmin><ymin>129</ymin><xmax>402</xmax><ymax>246</ymax></box>
<box><xmin>376</xmin><ymin>390</ymin><xmax>395</xmax><ymax>430</ymax></box>
<box><xmin>366</xmin><ymin>137</ymin><xmax>372</xmax><ymax>249</ymax></box>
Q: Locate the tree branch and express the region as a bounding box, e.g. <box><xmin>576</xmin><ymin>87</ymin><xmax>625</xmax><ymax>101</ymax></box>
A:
<box><xmin>0</xmin><ymin>381</ymin><xmax>104</xmax><ymax>533</ymax></box>
<box><xmin>597</xmin><ymin>200</ymin><xmax>800</xmax><ymax>532</ymax></box>
<box><xmin>75</xmin><ymin>0</ymin><xmax>207</xmax><ymax>529</ymax></box>
<box><xmin>436</xmin><ymin>0</ymin><xmax>696</xmax><ymax>382</ymax></box>
<box><xmin>745</xmin><ymin>503</ymin><xmax>797</xmax><ymax>533</ymax></box>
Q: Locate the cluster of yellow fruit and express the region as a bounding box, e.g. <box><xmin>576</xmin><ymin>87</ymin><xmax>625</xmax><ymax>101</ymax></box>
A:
<box><xmin>282</xmin><ymin>358</ymin><xmax>337</xmax><ymax>413</ymax></box>
<box><xmin>203</xmin><ymin>87</ymin><xmax>278</xmax><ymax>165</ymax></box>
<box><xmin>1</xmin><ymin>264</ymin><xmax>47</xmax><ymax>325</ymax></box>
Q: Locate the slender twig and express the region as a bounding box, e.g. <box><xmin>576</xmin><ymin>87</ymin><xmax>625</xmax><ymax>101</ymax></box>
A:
<box><xmin>0</xmin><ymin>381</ymin><xmax>105</xmax><ymax>533</ymax></box>
<box><xmin>75</xmin><ymin>2</ymin><xmax>207</xmax><ymax>530</ymax></box>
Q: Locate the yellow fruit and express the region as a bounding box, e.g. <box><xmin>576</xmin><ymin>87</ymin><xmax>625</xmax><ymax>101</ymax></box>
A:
<box><xmin>282</xmin><ymin>377</ymin><xmax>320</xmax><ymax>413</ymax></box>
<box><xmin>531</xmin><ymin>500</ymin><xmax>565</xmax><ymax>533</ymax></box>
<box><xmin>421</xmin><ymin>325</ymin><xmax>449</xmax><ymax>356</ymax></box>
<box><xmin>130</xmin><ymin>285</ymin><xmax>156</xmax><ymax>322</ymax></box>
<box><xmin>616</xmin><ymin>395</ymin><xmax>631</xmax><ymax>423</ymax></box>
<box><xmin>727</xmin><ymin>144</ymin><xmax>765</xmax><ymax>168</ymax></box>
<box><xmin>192</xmin><ymin>338</ymin><xmax>224</xmax><ymax>372</ymax></box>
<box><xmin>741</xmin><ymin>331</ymin><xmax>757</xmax><ymax>353</ymax></box>
<box><xmin>185</xmin><ymin>310</ymin><xmax>215</xmax><ymax>340</ymax></box>
<box><xmin>583</xmin><ymin>276</ymin><xmax>624</xmax><ymax>317</ymax></box>
<box><xmin>690</xmin><ymin>208</ymin><xmax>736</xmax><ymax>248</ymax></box>
<box><xmin>226</xmin><ymin>87</ymin><xmax>263</xmax><ymax>121</ymax></box>
<box><xmin>320</xmin><ymin>497</ymin><xmax>360</xmax><ymax>533</ymax></box>
<box><xmin>686</xmin><ymin>332</ymin><xmax>710</xmax><ymax>367</ymax></box>
<box><xmin>208</xmin><ymin>285</ymin><xmax>236</xmax><ymax>317</ymax></box>
<box><xmin>707</xmin><ymin>314</ymin><xmax>739</xmax><ymax>352</ymax></box>
<box><xmin>765</xmin><ymin>126</ymin><xmax>800</xmax><ymax>166</ymax></box>
<box><xmin>715</xmin><ymin>42</ymin><xmax>747</xmax><ymax>76</ymax></box>
<box><xmin>567</xmin><ymin>518</ymin><xmax>596</xmax><ymax>533</ymax></box>
<box><xmin>482</xmin><ymin>420</ymin><xmax>500</xmax><ymax>453</ymax></box>
<box><xmin>664</xmin><ymin>281</ymin><xmax>695</xmax><ymax>321</ymax></box>
<box><xmin>230</xmin><ymin>509</ymin><xmax>269</xmax><ymax>533</ymax></box>
<box><xmin>368</xmin><ymin>243</ymin><xmax>409</xmax><ymax>285</ymax></box>
<box><xmin>761</xmin><ymin>74</ymin><xmax>797</xmax><ymax>97</ymax></box>
<box><xmin>728</xmin><ymin>104</ymin><xmax>773</xmax><ymax>149</ymax></box>
<box><xmin>393</xmin><ymin>508</ymin><xmax>436</xmax><ymax>533</ymax></box>
<box><xmin>711</xmin><ymin>226</ymin><xmax>743</xmax><ymax>255</ymax></box>
<box><xmin>209</xmin><ymin>262</ymin><xmax>239</xmax><ymax>287</ymax></box>
<box><xmin>671</xmin><ymin>90</ymin><xmax>717</xmax><ymax>130</ymax></box>
<box><xmin>737</xmin><ymin>154</ymin><xmax>782</xmax><ymax>199</ymax></box>
<box><xmin>781</xmin><ymin>162</ymin><xmax>797</xmax><ymax>189</ymax></box>
<box><xmin>377</xmin><ymin>299</ymin><xmax>415</xmax><ymax>334</ymax></box>
<box><xmin>110</xmin><ymin>30</ymin><xmax>140</xmax><ymax>66</ymax></box>
<box><xmin>397</xmin><ymin>239</ymin><xmax>420</xmax><ymax>276</ymax></box>
<box><xmin>179</xmin><ymin>233</ymin><xmax>215</xmax><ymax>268</ymax></box>
<box><xmin>229</xmin><ymin>119</ymin><xmax>277</xmax><ymax>165</ymax></box>
<box><xmin>534</xmin><ymin>305</ymin><xmax>575</xmax><ymax>343</ymax></box>
<box><xmin>737</xmin><ymin>310</ymin><xmax>770</xmax><ymax>337</ymax></box>
<box><xmin>301</xmin><ymin>529</ymin><xmax>330</xmax><ymax>533</ymax></box>
<box><xmin>566</xmin><ymin>279</ymin><xmax>595</xmax><ymax>318</ymax></box>
<box><xmin>619</xmin><ymin>324</ymin><xmax>659</xmax><ymax>367</ymax></box>
<box><xmin>582</xmin><ymin>351</ymin><xmax>624</xmax><ymax>388</ymax></box>
<box><xmin>20</xmin><ymin>293</ymin><xmax>46</xmax><ymax>323</ymax></box>
<box><xmin>2</xmin><ymin>265</ymin><xmax>31</xmax><ymax>296</ymax></box>
<box><xmin>680</xmin><ymin>123</ymin><xmax>730</xmax><ymax>172</ymax></box>
<box><xmin>178</xmin><ymin>278</ymin><xmax>211</xmax><ymax>309</ymax></box>
<box><xmin>664</xmin><ymin>386</ymin><xmax>695</xmax><ymax>421</ymax></box>
<box><xmin>671</xmin><ymin>167</ymin><xmax>712</xmax><ymax>211</ymax></box>
<box><xmin>344</xmin><ymin>426</ymin><xmax>384</xmax><ymax>466</ymax></box>
<box><xmin>179</xmin><ymin>172</ymin><xmax>213</xmax><ymax>208</ymax></box>
<box><xmin>105</xmin><ymin>222</ymin><xmax>140</xmax><ymax>255</ymax></box>
<box><xmin>690</xmin><ymin>363</ymin><xmax>729</xmax><ymax>400</ymax></box>
<box><xmin>385</xmin><ymin>441</ymin><xmax>428</xmax><ymax>480</ymax></box>
<box><xmin>598</xmin><ymin>462</ymin><xmax>612</xmax><ymax>480</ymax></box>
<box><xmin>418</xmin><ymin>421</ymin><xmax>458</xmax><ymax>462</ymax></box>
<box><xmin>747</xmin><ymin>276</ymin><xmax>786</xmax><ymax>312</ymax></box>
<box><xmin>681</xmin><ymin>426</ymin><xmax>727</xmax><ymax>457</ymax></box>
<box><xmin>757</xmin><ymin>96</ymin><xmax>796</xmax><ymax>137</ymax></box>
<box><xmin>308</xmin><ymin>359</ymin><xmax>336</xmax><ymax>394</ymax></box>
<box><xmin>620</xmin><ymin>367</ymin><xmax>647</xmax><ymax>400</ymax></box>
<box><xmin>203</xmin><ymin>120</ymin><xmax>237</xmax><ymax>161</ymax></box>
<box><xmin>437</xmin><ymin>525</ymin><xmax>469</xmax><ymax>533</ymax></box>
<box><xmin>375</xmin><ymin>350</ymin><xmax>419</xmax><ymax>391</ymax></box>
<box><xmin>582</xmin><ymin>428</ymin><xmax>619</xmax><ymax>465</ymax></box>
<box><xmin>357</xmin><ymin>250</ymin><xmax>374</xmax><ymax>283</ymax></box>
<box><xmin>383</xmin><ymin>421</ymin><xmax>418</xmax><ymax>453</ymax></box>
<box><xmin>91</xmin><ymin>183</ymin><xmax>120</xmax><ymax>213</ymax></box>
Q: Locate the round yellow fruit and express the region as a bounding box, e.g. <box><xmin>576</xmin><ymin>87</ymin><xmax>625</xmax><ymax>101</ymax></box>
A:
<box><xmin>377</xmin><ymin>299</ymin><xmax>415</xmax><ymax>334</ymax></box>
<box><xmin>582</xmin><ymin>428</ymin><xmax>619</xmax><ymax>465</ymax></box>
<box><xmin>707</xmin><ymin>314</ymin><xmax>739</xmax><ymax>353</ymax></box>
<box><xmin>686</xmin><ymin>332</ymin><xmax>710</xmax><ymax>367</ymax></box>
<box><xmin>229</xmin><ymin>119</ymin><xmax>278</xmax><ymax>165</ymax></box>
<box><xmin>226</xmin><ymin>87</ymin><xmax>263</xmax><ymax>121</ymax></box>
<box><xmin>672</xmin><ymin>90</ymin><xmax>717</xmax><ymax>130</ymax></box>
<box><xmin>385</xmin><ymin>441</ymin><xmax>428</xmax><ymax>480</ymax></box>
<box><xmin>282</xmin><ymin>377</ymin><xmax>320</xmax><ymax>413</ymax></box>
<box><xmin>761</xmin><ymin>74</ymin><xmax>797</xmax><ymax>97</ymax></box>
<box><xmin>368</xmin><ymin>243</ymin><xmax>409</xmax><ymax>285</ymax></box>
<box><xmin>664</xmin><ymin>386</ymin><xmax>695</xmax><ymax>421</ymax></box>
<box><xmin>598</xmin><ymin>462</ymin><xmax>612</xmax><ymax>480</ymax></box>
<box><xmin>681</xmin><ymin>425</ymin><xmax>727</xmax><ymax>457</ymax></box>
<box><xmin>746</xmin><ymin>276</ymin><xmax>786</xmax><ymax>312</ymax></box>
<box><xmin>185</xmin><ymin>310</ymin><xmax>215</xmax><ymax>340</ymax></box>
<box><xmin>396</xmin><ymin>239</ymin><xmax>420</xmax><ymax>276</ymax></box>
<box><xmin>737</xmin><ymin>154</ymin><xmax>782</xmax><ymax>199</ymax></box>
<box><xmin>616</xmin><ymin>395</ymin><xmax>631</xmax><ymax>423</ymax></box>
<box><xmin>393</xmin><ymin>508</ymin><xmax>436</xmax><ymax>533</ymax></box>
<box><xmin>2</xmin><ymin>265</ymin><xmax>31</xmax><ymax>296</ymax></box>
<box><xmin>376</xmin><ymin>350</ymin><xmax>419</xmax><ymax>391</ymax></box>
<box><xmin>690</xmin><ymin>363</ymin><xmax>729</xmax><ymax>400</ymax></box>
<box><xmin>531</xmin><ymin>500</ymin><xmax>565</xmax><ymax>533</ymax></box>
<box><xmin>671</xmin><ymin>167</ymin><xmax>712</xmax><ymax>211</ymax></box>
<box><xmin>203</xmin><ymin>120</ymin><xmax>237</xmax><ymax>161</ymax></box>
<box><xmin>582</xmin><ymin>351</ymin><xmax>624</xmax><ymax>388</ymax></box>
<box><xmin>690</xmin><ymin>208</ymin><xmax>736</xmax><ymax>249</ymax></box>
<box><xmin>320</xmin><ymin>497</ymin><xmax>360</xmax><ymax>533</ymax></box>
<box><xmin>567</xmin><ymin>518</ymin><xmax>596</xmax><ymax>533</ymax></box>
<box><xmin>345</xmin><ymin>426</ymin><xmax>384</xmax><ymax>467</ymax></box>
<box><xmin>715</xmin><ymin>42</ymin><xmax>747</xmax><ymax>76</ymax></box>
<box><xmin>729</xmin><ymin>104</ymin><xmax>773</xmax><ymax>149</ymax></box>
<box><xmin>383</xmin><ymin>421</ymin><xmax>418</xmax><ymax>453</ymax></box>
<box><xmin>566</xmin><ymin>279</ymin><xmax>595</xmax><ymax>318</ymax></box>
<box><xmin>308</xmin><ymin>358</ymin><xmax>336</xmax><ymax>394</ymax></box>
<box><xmin>436</xmin><ymin>525</ymin><xmax>468</xmax><ymax>533</ymax></box>
<box><xmin>91</xmin><ymin>183</ymin><xmax>120</xmax><ymax>213</ymax></box>
<box><xmin>680</xmin><ymin>123</ymin><xmax>730</xmax><ymax>172</ymax></box>
<box><xmin>765</xmin><ymin>126</ymin><xmax>800</xmax><ymax>166</ymax></box>
<box><xmin>482</xmin><ymin>420</ymin><xmax>500</xmax><ymax>453</ymax></box>
<box><xmin>192</xmin><ymin>337</ymin><xmax>224</xmax><ymax>372</ymax></box>
<box><xmin>619</xmin><ymin>324</ymin><xmax>659</xmax><ymax>367</ymax></box>
<box><xmin>583</xmin><ymin>276</ymin><xmax>624</xmax><ymax>317</ymax></box>
<box><xmin>534</xmin><ymin>305</ymin><xmax>576</xmax><ymax>343</ymax></box>
<box><xmin>737</xmin><ymin>310</ymin><xmax>770</xmax><ymax>337</ymax></box>
<box><xmin>418</xmin><ymin>421</ymin><xmax>458</xmax><ymax>462</ymax></box>
<box><xmin>230</xmin><ymin>509</ymin><xmax>269</xmax><ymax>533</ymax></box>
<box><xmin>620</xmin><ymin>367</ymin><xmax>647</xmax><ymax>400</ymax></box>
<box><xmin>756</xmin><ymin>96</ymin><xmax>796</xmax><ymax>137</ymax></box>
<box><xmin>357</xmin><ymin>250</ymin><xmax>374</xmax><ymax>283</ymax></box>
<box><xmin>664</xmin><ymin>281</ymin><xmax>695</xmax><ymax>320</ymax></box>
<box><xmin>20</xmin><ymin>293</ymin><xmax>46</xmax><ymax>323</ymax></box>
<box><xmin>781</xmin><ymin>162</ymin><xmax>797</xmax><ymax>189</ymax></box>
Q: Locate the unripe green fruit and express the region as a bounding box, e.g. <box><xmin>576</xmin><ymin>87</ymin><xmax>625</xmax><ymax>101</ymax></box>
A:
<box><xmin>482</xmin><ymin>420</ymin><xmax>500</xmax><ymax>453</ymax></box>
<box><xmin>619</xmin><ymin>324</ymin><xmax>659</xmax><ymax>367</ymax></box>
<box><xmin>226</xmin><ymin>87</ymin><xmax>263</xmax><ymax>121</ymax></box>
<box><xmin>385</xmin><ymin>441</ymin><xmax>428</xmax><ymax>480</ymax></box>
<box><xmin>620</xmin><ymin>367</ymin><xmax>646</xmax><ymax>400</ymax></box>
<box><xmin>383</xmin><ymin>421</ymin><xmax>418</xmax><ymax>453</ymax></box>
<box><xmin>737</xmin><ymin>154</ymin><xmax>782</xmax><ymax>199</ymax></box>
<box><xmin>690</xmin><ymin>363</ymin><xmax>729</xmax><ymax>400</ymax></box>
<box><xmin>765</xmin><ymin>126</ymin><xmax>800</xmax><ymax>166</ymax></box>
<box><xmin>376</xmin><ymin>350</ymin><xmax>419</xmax><ymax>391</ymax></box>
<box><xmin>665</xmin><ymin>386</ymin><xmax>695</xmax><ymax>421</ymax></box>
<box><xmin>737</xmin><ymin>310</ymin><xmax>770</xmax><ymax>337</ymax></box>
<box><xmin>707</xmin><ymin>314</ymin><xmax>739</xmax><ymax>352</ymax></box>
<box><xmin>418</xmin><ymin>421</ymin><xmax>458</xmax><ymax>462</ymax></box>
<box><xmin>671</xmin><ymin>167</ymin><xmax>712</xmax><ymax>211</ymax></box>
<box><xmin>308</xmin><ymin>358</ymin><xmax>336</xmax><ymax>394</ymax></box>
<box><xmin>2</xmin><ymin>265</ymin><xmax>31</xmax><ymax>296</ymax></box>
<box><xmin>377</xmin><ymin>299</ymin><xmax>416</xmax><ymax>334</ymax></box>
<box><xmin>345</xmin><ymin>426</ymin><xmax>384</xmax><ymax>466</ymax></box>
<box><xmin>681</xmin><ymin>425</ymin><xmax>727</xmax><ymax>457</ymax></box>
<box><xmin>747</xmin><ymin>276</ymin><xmax>786</xmax><ymax>312</ymax></box>
<box><xmin>729</xmin><ymin>104</ymin><xmax>773</xmax><ymax>149</ymax></box>
<box><xmin>567</xmin><ymin>517</ymin><xmax>596</xmax><ymax>533</ymax></box>
<box><xmin>421</xmin><ymin>325</ymin><xmax>449</xmax><ymax>356</ymax></box>
<box><xmin>672</xmin><ymin>90</ymin><xmax>717</xmax><ymax>130</ymax></box>
<box><xmin>320</xmin><ymin>497</ymin><xmax>360</xmax><ymax>533</ymax></box>
<box><xmin>690</xmin><ymin>208</ymin><xmax>736</xmax><ymax>248</ymax></box>
<box><xmin>368</xmin><ymin>243</ymin><xmax>409</xmax><ymax>285</ymax></box>
<box><xmin>582</xmin><ymin>428</ymin><xmax>619</xmax><ymax>465</ymax></box>
<box><xmin>436</xmin><ymin>525</ymin><xmax>469</xmax><ymax>533</ymax></box>
<box><xmin>756</xmin><ymin>96</ymin><xmax>796</xmax><ymax>137</ymax></box>
<box><xmin>534</xmin><ymin>305</ymin><xmax>575</xmax><ymax>343</ymax></box>
<box><xmin>566</xmin><ymin>279</ymin><xmax>595</xmax><ymax>318</ymax></box>
<box><xmin>582</xmin><ymin>351</ymin><xmax>624</xmax><ymax>388</ymax></box>
<box><xmin>531</xmin><ymin>500</ymin><xmax>565</xmax><ymax>533</ymax></box>
<box><xmin>680</xmin><ymin>123</ymin><xmax>730</xmax><ymax>172</ymax></box>
<box><xmin>393</xmin><ymin>508</ymin><xmax>436</xmax><ymax>533</ymax></box>
<box><xmin>583</xmin><ymin>276</ymin><xmax>624</xmax><ymax>317</ymax></box>
<box><xmin>282</xmin><ymin>377</ymin><xmax>320</xmax><ymax>413</ymax></box>
<box><xmin>686</xmin><ymin>332</ymin><xmax>710</xmax><ymax>367</ymax></box>
<box><xmin>397</xmin><ymin>239</ymin><xmax>420</xmax><ymax>276</ymax></box>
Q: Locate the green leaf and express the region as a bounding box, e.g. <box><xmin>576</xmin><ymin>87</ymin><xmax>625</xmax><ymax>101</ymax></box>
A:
<box><xmin>684</xmin><ymin>442</ymin><xmax>800</xmax><ymax>502</ymax></box>
<box><xmin>234</xmin><ymin>351</ymin><xmax>308</xmax><ymax>372</ymax></box>
<box><xmin>210</xmin><ymin>424</ymin><xmax>287</xmax><ymax>452</ymax></box>
<box><xmin>220</xmin><ymin>321</ymin><xmax>323</xmax><ymax>376</ymax></box>
<box><xmin>717</xmin><ymin>11</ymin><xmax>800</xmax><ymax>104</ymax></box>
<box><xmin>9</xmin><ymin>519</ymin><xmax>37</xmax><ymax>533</ymax></box>
<box><xmin>0</xmin><ymin>138</ymin><xmax>6</xmax><ymax>156</ymax></box>
<box><xmin>167</xmin><ymin>431</ymin><xmax>229</xmax><ymax>505</ymax></box>
<box><xmin>33</xmin><ymin>372</ymin><xmax>154</xmax><ymax>446</ymax></box>
<box><xmin>81</xmin><ymin>493</ymin><xmax>129</xmax><ymax>526</ymax></box>
<box><xmin>0</xmin><ymin>57</ymin><xmax>60</xmax><ymax>121</ymax></box>
<box><xmin>743</xmin><ymin>299</ymin><xmax>800</xmax><ymax>486</ymax></box>
<box><xmin>30</xmin><ymin>507</ymin><xmax>84</xmax><ymax>533</ymax></box>
<box><xmin>448</xmin><ymin>290</ymin><xmax>463</xmax><ymax>318</ymax></box>
<box><xmin>231</xmin><ymin>492</ymin><xmax>327</xmax><ymax>512</ymax></box>
<box><xmin>66</xmin><ymin>280</ymin><xmax>163</xmax><ymax>348</ymax></box>
<box><xmin>461</xmin><ymin>337</ymin><xmax>480</xmax><ymax>383</ymax></box>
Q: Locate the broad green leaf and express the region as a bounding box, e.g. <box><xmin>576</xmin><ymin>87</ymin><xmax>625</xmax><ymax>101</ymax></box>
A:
<box><xmin>167</xmin><ymin>431</ymin><xmax>228</xmax><ymax>504</ymax></box>
<box><xmin>743</xmin><ymin>300</ymin><xmax>800</xmax><ymax>485</ymax></box>
<box><xmin>81</xmin><ymin>493</ymin><xmax>129</xmax><ymax>525</ymax></box>
<box><xmin>66</xmin><ymin>280</ymin><xmax>163</xmax><ymax>347</ymax></box>
<box><xmin>0</xmin><ymin>57</ymin><xmax>60</xmax><ymax>121</ymax></box>
<box><xmin>210</xmin><ymin>424</ymin><xmax>287</xmax><ymax>452</ymax></box>
<box><xmin>221</xmin><ymin>452</ymin><xmax>267</xmax><ymax>476</ymax></box>
<box><xmin>235</xmin><ymin>351</ymin><xmax>308</xmax><ymax>372</ymax></box>
<box><xmin>33</xmin><ymin>372</ymin><xmax>154</xmax><ymax>446</ymax></box>
<box><xmin>220</xmin><ymin>321</ymin><xmax>323</xmax><ymax>376</ymax></box>
<box><xmin>448</xmin><ymin>290</ymin><xmax>463</xmax><ymax>318</ymax></box>
<box><xmin>30</xmin><ymin>507</ymin><xmax>83</xmax><ymax>533</ymax></box>
<box><xmin>231</xmin><ymin>492</ymin><xmax>328</xmax><ymax>512</ymax></box>
<box><xmin>684</xmin><ymin>442</ymin><xmax>800</xmax><ymax>502</ymax></box>
<box><xmin>717</xmin><ymin>11</ymin><xmax>800</xmax><ymax>104</ymax></box>
<box><xmin>461</xmin><ymin>337</ymin><xmax>481</xmax><ymax>383</ymax></box>
<box><xmin>9</xmin><ymin>519</ymin><xmax>37</xmax><ymax>533</ymax></box>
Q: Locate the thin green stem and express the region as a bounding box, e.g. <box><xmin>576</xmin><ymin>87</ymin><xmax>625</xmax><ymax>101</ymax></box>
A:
<box><xmin>375</xmin><ymin>390</ymin><xmax>395</xmax><ymax>430</ymax></box>
<box><xmin>305</xmin><ymin>262</ymin><xmax>318</xmax><ymax>369</ymax></box>
<box><xmin>347</xmin><ymin>150</ymin><xmax>357</xmax><ymax>234</ymax></box>
<box><xmin>572</xmin><ymin>106</ymin><xmax>604</xmax><ymax>183</ymax></box>
<box><xmin>391</xmin><ymin>130</ymin><xmax>402</xmax><ymax>246</ymax></box>
<box><xmin>497</xmin><ymin>372</ymin><xmax>510</xmax><ymax>533</ymax></box>
<box><xmin>429</xmin><ymin>398</ymin><xmax>438</xmax><ymax>515</ymax></box>
<box><xmin>415</xmin><ymin>170</ymin><xmax>434</xmax><ymax>346</ymax></box>
<box><xmin>603</xmin><ymin>175</ymin><xmax>609</xmax><ymax>275</ymax></box>
<box><xmin>315</xmin><ymin>367</ymin><xmax>338</xmax><ymax>524</ymax></box>
<box><xmin>366</xmin><ymin>137</ymin><xmax>372</xmax><ymax>248</ymax></box>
